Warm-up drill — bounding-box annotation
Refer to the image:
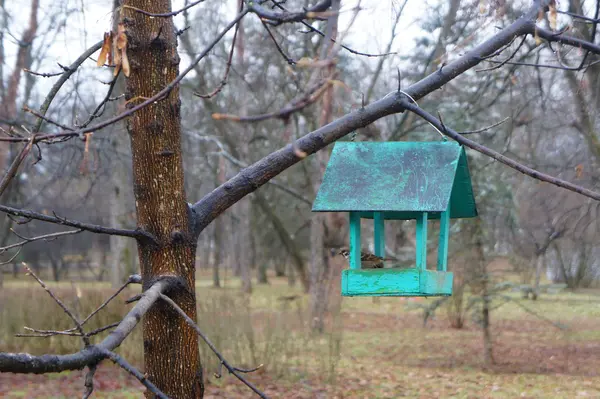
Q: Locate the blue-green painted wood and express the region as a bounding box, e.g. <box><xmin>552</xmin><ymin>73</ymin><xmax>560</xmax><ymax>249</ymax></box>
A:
<box><xmin>349</xmin><ymin>212</ymin><xmax>361</xmax><ymax>269</ymax></box>
<box><xmin>373</xmin><ymin>212</ymin><xmax>385</xmax><ymax>257</ymax></box>
<box><xmin>341</xmin><ymin>268</ymin><xmax>453</xmax><ymax>296</ymax></box>
<box><xmin>437</xmin><ymin>208</ymin><xmax>450</xmax><ymax>271</ymax></box>
<box><xmin>416</xmin><ymin>212</ymin><xmax>428</xmax><ymax>270</ymax></box>
<box><xmin>312</xmin><ymin>141</ymin><xmax>477</xmax><ymax>220</ymax></box>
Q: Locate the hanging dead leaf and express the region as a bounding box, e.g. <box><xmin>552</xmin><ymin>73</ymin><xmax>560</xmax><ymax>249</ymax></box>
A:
<box><xmin>575</xmin><ymin>164</ymin><xmax>584</xmax><ymax>179</ymax></box>
<box><xmin>116</xmin><ymin>23</ymin><xmax>127</xmax><ymax>50</ymax></box>
<box><xmin>121</xmin><ymin>48</ymin><xmax>130</xmax><ymax>77</ymax></box>
<box><xmin>97</xmin><ymin>32</ymin><xmax>112</xmax><ymax>67</ymax></box>
<box><xmin>549</xmin><ymin>0</ymin><xmax>557</xmax><ymax>30</ymax></box>
<box><xmin>534</xmin><ymin>28</ymin><xmax>541</xmax><ymax>46</ymax></box>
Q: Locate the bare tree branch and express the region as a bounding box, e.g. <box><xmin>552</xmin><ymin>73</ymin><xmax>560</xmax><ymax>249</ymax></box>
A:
<box><xmin>122</xmin><ymin>0</ymin><xmax>205</xmax><ymax>18</ymax></box>
<box><xmin>248</xmin><ymin>0</ymin><xmax>332</xmax><ymax>24</ymax></box>
<box><xmin>0</xmin><ymin>205</ymin><xmax>154</xmax><ymax>241</ymax></box>
<box><xmin>400</xmin><ymin>99</ymin><xmax>600</xmax><ymax>201</ymax></box>
<box><xmin>0</xmin><ymin>278</ymin><xmax>170</xmax><ymax>373</ymax></box>
<box><xmin>1</xmin><ymin>228</ymin><xmax>82</xmax><ymax>254</ymax></box>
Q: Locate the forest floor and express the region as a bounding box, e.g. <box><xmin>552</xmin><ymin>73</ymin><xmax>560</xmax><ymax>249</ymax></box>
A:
<box><xmin>1</xmin><ymin>269</ymin><xmax>600</xmax><ymax>398</ymax></box>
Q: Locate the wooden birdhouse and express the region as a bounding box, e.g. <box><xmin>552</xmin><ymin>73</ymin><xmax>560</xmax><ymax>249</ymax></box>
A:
<box><xmin>312</xmin><ymin>141</ymin><xmax>478</xmax><ymax>297</ymax></box>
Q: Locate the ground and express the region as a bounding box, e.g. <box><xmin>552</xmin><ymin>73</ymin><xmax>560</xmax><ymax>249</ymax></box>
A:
<box><xmin>1</xmin><ymin>269</ymin><xmax>599</xmax><ymax>398</ymax></box>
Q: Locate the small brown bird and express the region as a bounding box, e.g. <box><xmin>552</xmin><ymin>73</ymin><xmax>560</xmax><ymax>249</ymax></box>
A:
<box><xmin>338</xmin><ymin>249</ymin><xmax>396</xmax><ymax>269</ymax></box>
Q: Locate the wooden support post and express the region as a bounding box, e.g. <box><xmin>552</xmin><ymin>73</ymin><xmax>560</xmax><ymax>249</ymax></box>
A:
<box><xmin>437</xmin><ymin>209</ymin><xmax>450</xmax><ymax>271</ymax></box>
<box><xmin>374</xmin><ymin>212</ymin><xmax>385</xmax><ymax>257</ymax></box>
<box><xmin>349</xmin><ymin>212</ymin><xmax>361</xmax><ymax>269</ymax></box>
<box><xmin>416</xmin><ymin>212</ymin><xmax>428</xmax><ymax>270</ymax></box>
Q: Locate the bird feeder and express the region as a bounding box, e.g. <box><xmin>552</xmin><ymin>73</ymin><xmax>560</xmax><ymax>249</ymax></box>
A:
<box><xmin>312</xmin><ymin>141</ymin><xmax>478</xmax><ymax>297</ymax></box>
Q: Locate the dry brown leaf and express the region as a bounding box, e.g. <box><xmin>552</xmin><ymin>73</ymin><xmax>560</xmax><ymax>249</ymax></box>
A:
<box><xmin>575</xmin><ymin>164</ymin><xmax>584</xmax><ymax>179</ymax></box>
<box><xmin>116</xmin><ymin>23</ymin><xmax>127</xmax><ymax>49</ymax></box>
<box><xmin>121</xmin><ymin>49</ymin><xmax>130</xmax><ymax>77</ymax></box>
<box><xmin>549</xmin><ymin>0</ymin><xmax>557</xmax><ymax>30</ymax></box>
<box><xmin>97</xmin><ymin>32</ymin><xmax>112</xmax><ymax>67</ymax></box>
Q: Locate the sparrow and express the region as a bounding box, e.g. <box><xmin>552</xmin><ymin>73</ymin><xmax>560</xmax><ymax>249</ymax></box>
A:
<box><xmin>338</xmin><ymin>249</ymin><xmax>396</xmax><ymax>269</ymax></box>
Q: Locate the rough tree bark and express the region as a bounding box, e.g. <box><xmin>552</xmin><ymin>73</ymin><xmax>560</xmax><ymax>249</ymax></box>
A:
<box><xmin>122</xmin><ymin>0</ymin><xmax>202</xmax><ymax>396</ymax></box>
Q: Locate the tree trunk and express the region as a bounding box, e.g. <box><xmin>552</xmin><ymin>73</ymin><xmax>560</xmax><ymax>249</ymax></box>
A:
<box><xmin>309</xmin><ymin>214</ymin><xmax>328</xmax><ymax>333</ymax></box>
<box><xmin>532</xmin><ymin>253</ymin><xmax>544</xmax><ymax>300</ymax></box>
<box><xmin>257</xmin><ymin>260</ymin><xmax>268</xmax><ymax>284</ymax></box>
<box><xmin>122</xmin><ymin>0</ymin><xmax>202</xmax><ymax>396</ymax></box>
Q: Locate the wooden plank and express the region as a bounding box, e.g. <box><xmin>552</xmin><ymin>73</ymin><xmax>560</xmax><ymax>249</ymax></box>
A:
<box><xmin>349</xmin><ymin>212</ymin><xmax>361</xmax><ymax>269</ymax></box>
<box><xmin>416</xmin><ymin>212</ymin><xmax>428</xmax><ymax>270</ymax></box>
<box><xmin>420</xmin><ymin>270</ymin><xmax>453</xmax><ymax>295</ymax></box>
<box><xmin>437</xmin><ymin>208</ymin><xmax>450</xmax><ymax>271</ymax></box>
<box><xmin>373</xmin><ymin>212</ymin><xmax>385</xmax><ymax>257</ymax></box>
<box><xmin>341</xmin><ymin>268</ymin><xmax>453</xmax><ymax>297</ymax></box>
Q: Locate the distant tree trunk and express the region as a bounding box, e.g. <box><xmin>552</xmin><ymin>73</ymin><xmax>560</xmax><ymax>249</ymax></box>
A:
<box><xmin>257</xmin><ymin>261</ymin><xmax>268</xmax><ymax>284</ymax></box>
<box><xmin>532</xmin><ymin>254</ymin><xmax>544</xmax><ymax>300</ymax></box>
<box><xmin>308</xmin><ymin>0</ymin><xmax>339</xmax><ymax>333</ymax></box>
<box><xmin>287</xmin><ymin>260</ymin><xmax>296</xmax><ymax>286</ymax></box>
<box><xmin>310</xmin><ymin>215</ymin><xmax>329</xmax><ymax>333</ymax></box>
<box><xmin>235</xmin><ymin>8</ymin><xmax>252</xmax><ymax>294</ymax></box>
<box><xmin>474</xmin><ymin>221</ymin><xmax>494</xmax><ymax>365</ymax></box>
<box><xmin>254</xmin><ymin>191</ymin><xmax>308</xmax><ymax>291</ymax></box>
<box><xmin>122</xmin><ymin>0</ymin><xmax>202</xmax><ymax>395</ymax></box>
<box><xmin>108</xmin><ymin>0</ymin><xmax>131</xmax><ymax>288</ymax></box>
<box><xmin>212</xmin><ymin>221</ymin><xmax>222</xmax><ymax>288</ymax></box>
<box><xmin>274</xmin><ymin>261</ymin><xmax>285</xmax><ymax>277</ymax></box>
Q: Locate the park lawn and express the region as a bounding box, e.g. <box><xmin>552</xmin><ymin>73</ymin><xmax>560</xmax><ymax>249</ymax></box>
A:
<box><xmin>1</xmin><ymin>271</ymin><xmax>600</xmax><ymax>398</ymax></box>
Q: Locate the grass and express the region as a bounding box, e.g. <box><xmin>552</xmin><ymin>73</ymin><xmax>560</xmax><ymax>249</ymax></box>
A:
<box><xmin>1</xmin><ymin>269</ymin><xmax>600</xmax><ymax>398</ymax></box>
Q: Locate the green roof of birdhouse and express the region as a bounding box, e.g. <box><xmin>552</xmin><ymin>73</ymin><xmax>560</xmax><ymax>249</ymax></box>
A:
<box><xmin>312</xmin><ymin>141</ymin><xmax>477</xmax><ymax>220</ymax></box>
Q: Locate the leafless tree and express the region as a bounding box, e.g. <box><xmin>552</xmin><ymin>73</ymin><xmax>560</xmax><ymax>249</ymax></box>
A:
<box><xmin>2</xmin><ymin>0</ymin><xmax>600</xmax><ymax>397</ymax></box>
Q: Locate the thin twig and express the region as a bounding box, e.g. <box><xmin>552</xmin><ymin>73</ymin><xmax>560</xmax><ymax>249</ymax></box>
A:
<box><xmin>23</xmin><ymin>68</ymin><xmax>65</xmax><ymax>78</ymax></box>
<box><xmin>122</xmin><ymin>0</ymin><xmax>205</xmax><ymax>18</ymax></box>
<box><xmin>194</xmin><ymin>2</ymin><xmax>242</xmax><ymax>99</ymax></box>
<box><xmin>79</xmin><ymin>274</ymin><xmax>142</xmax><ymax>327</ymax></box>
<box><xmin>32</xmin><ymin>41</ymin><xmax>103</xmax><ymax>134</ymax></box>
<box><xmin>159</xmin><ymin>293</ymin><xmax>267</xmax><ymax>399</ymax></box>
<box><xmin>261</xmin><ymin>20</ymin><xmax>295</xmax><ymax>65</ymax></box>
<box><xmin>476</xmin><ymin>35</ymin><xmax>528</xmax><ymax>72</ymax></box>
<box><xmin>212</xmin><ymin>73</ymin><xmax>334</xmax><ymax>123</ymax></box>
<box><xmin>460</xmin><ymin>117</ymin><xmax>510</xmax><ymax>135</ymax></box>
<box><xmin>0</xmin><ymin>229</ymin><xmax>82</xmax><ymax>254</ymax></box>
<box><xmin>100</xmin><ymin>349</ymin><xmax>169</xmax><ymax>399</ymax></box>
<box><xmin>22</xmin><ymin>263</ymin><xmax>89</xmax><ymax>346</ymax></box>
<box><xmin>17</xmin><ymin>322</ymin><xmax>120</xmax><ymax>338</ymax></box>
